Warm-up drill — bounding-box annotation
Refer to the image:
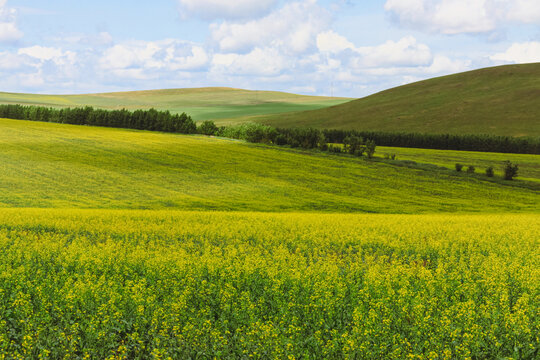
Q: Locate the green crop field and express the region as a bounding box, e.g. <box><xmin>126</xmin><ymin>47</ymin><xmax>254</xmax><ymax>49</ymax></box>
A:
<box><xmin>254</xmin><ymin>63</ymin><xmax>540</xmax><ymax>137</ymax></box>
<box><xmin>0</xmin><ymin>87</ymin><xmax>350</xmax><ymax>123</ymax></box>
<box><xmin>0</xmin><ymin>118</ymin><xmax>538</xmax><ymax>213</ymax></box>
<box><xmin>378</xmin><ymin>146</ymin><xmax>540</xmax><ymax>182</ymax></box>
<box><xmin>0</xmin><ymin>118</ymin><xmax>539</xmax><ymax>358</ymax></box>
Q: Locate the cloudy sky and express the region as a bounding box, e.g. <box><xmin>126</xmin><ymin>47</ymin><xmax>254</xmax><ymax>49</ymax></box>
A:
<box><xmin>1</xmin><ymin>0</ymin><xmax>539</xmax><ymax>97</ymax></box>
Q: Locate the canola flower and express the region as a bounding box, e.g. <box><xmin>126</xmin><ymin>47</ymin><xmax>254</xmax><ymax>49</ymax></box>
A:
<box><xmin>0</xmin><ymin>209</ymin><xmax>538</xmax><ymax>359</ymax></box>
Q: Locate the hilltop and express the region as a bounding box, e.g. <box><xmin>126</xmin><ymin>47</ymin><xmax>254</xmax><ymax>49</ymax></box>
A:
<box><xmin>0</xmin><ymin>118</ymin><xmax>537</xmax><ymax>213</ymax></box>
<box><xmin>255</xmin><ymin>63</ymin><xmax>540</xmax><ymax>137</ymax></box>
<box><xmin>0</xmin><ymin>87</ymin><xmax>350</xmax><ymax>122</ymax></box>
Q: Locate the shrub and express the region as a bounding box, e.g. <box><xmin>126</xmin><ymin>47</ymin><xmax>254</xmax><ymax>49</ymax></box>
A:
<box><xmin>275</xmin><ymin>135</ymin><xmax>288</xmax><ymax>146</ymax></box>
<box><xmin>503</xmin><ymin>161</ymin><xmax>518</xmax><ymax>180</ymax></box>
<box><xmin>455</xmin><ymin>163</ymin><xmax>463</xmax><ymax>172</ymax></box>
<box><xmin>485</xmin><ymin>166</ymin><xmax>494</xmax><ymax>177</ymax></box>
<box><xmin>343</xmin><ymin>136</ymin><xmax>364</xmax><ymax>155</ymax></box>
<box><xmin>466</xmin><ymin>166</ymin><xmax>475</xmax><ymax>173</ymax></box>
<box><xmin>328</xmin><ymin>144</ymin><xmax>342</xmax><ymax>153</ymax></box>
<box><xmin>365</xmin><ymin>140</ymin><xmax>376</xmax><ymax>159</ymax></box>
<box><xmin>384</xmin><ymin>153</ymin><xmax>390</xmax><ymax>159</ymax></box>
<box><xmin>390</xmin><ymin>154</ymin><xmax>396</xmax><ymax>160</ymax></box>
<box><xmin>198</xmin><ymin>120</ymin><xmax>218</xmax><ymax>135</ymax></box>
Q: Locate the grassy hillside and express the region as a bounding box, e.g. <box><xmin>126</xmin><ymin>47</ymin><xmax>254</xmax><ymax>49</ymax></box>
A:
<box><xmin>378</xmin><ymin>146</ymin><xmax>540</xmax><ymax>182</ymax></box>
<box><xmin>0</xmin><ymin>118</ymin><xmax>537</xmax><ymax>213</ymax></box>
<box><xmin>256</xmin><ymin>63</ymin><xmax>540</xmax><ymax>137</ymax></box>
<box><xmin>0</xmin><ymin>87</ymin><xmax>350</xmax><ymax>122</ymax></box>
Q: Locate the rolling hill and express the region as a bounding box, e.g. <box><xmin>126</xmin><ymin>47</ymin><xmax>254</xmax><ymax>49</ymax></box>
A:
<box><xmin>255</xmin><ymin>63</ymin><xmax>540</xmax><ymax>137</ymax></box>
<box><xmin>0</xmin><ymin>118</ymin><xmax>537</xmax><ymax>213</ymax></box>
<box><xmin>0</xmin><ymin>87</ymin><xmax>350</xmax><ymax>122</ymax></box>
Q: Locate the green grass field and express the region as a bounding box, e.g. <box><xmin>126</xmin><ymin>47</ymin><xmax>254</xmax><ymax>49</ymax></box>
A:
<box><xmin>0</xmin><ymin>87</ymin><xmax>350</xmax><ymax>122</ymax></box>
<box><xmin>0</xmin><ymin>118</ymin><xmax>538</xmax><ymax>213</ymax></box>
<box><xmin>378</xmin><ymin>146</ymin><xmax>540</xmax><ymax>182</ymax></box>
<box><xmin>254</xmin><ymin>63</ymin><xmax>540</xmax><ymax>137</ymax></box>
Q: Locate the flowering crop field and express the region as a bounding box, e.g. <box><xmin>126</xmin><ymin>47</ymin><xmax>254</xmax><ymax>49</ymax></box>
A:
<box><xmin>0</xmin><ymin>209</ymin><xmax>538</xmax><ymax>359</ymax></box>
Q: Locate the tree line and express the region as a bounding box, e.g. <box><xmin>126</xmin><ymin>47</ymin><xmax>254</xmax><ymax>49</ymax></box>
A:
<box><xmin>0</xmin><ymin>104</ymin><xmax>197</xmax><ymax>134</ymax></box>
<box><xmin>323</xmin><ymin>129</ymin><xmax>539</xmax><ymax>154</ymax></box>
<box><xmin>1</xmin><ymin>103</ymin><xmax>538</xmax><ymax>154</ymax></box>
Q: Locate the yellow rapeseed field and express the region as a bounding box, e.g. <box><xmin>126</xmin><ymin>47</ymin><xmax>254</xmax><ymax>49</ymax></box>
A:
<box><xmin>0</xmin><ymin>209</ymin><xmax>537</xmax><ymax>359</ymax></box>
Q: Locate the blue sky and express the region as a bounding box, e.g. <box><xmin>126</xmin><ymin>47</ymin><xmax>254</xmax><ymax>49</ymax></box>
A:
<box><xmin>1</xmin><ymin>0</ymin><xmax>539</xmax><ymax>96</ymax></box>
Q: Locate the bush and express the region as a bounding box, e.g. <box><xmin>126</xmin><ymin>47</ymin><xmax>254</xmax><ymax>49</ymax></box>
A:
<box><xmin>390</xmin><ymin>154</ymin><xmax>396</xmax><ymax>160</ymax></box>
<box><xmin>275</xmin><ymin>135</ymin><xmax>288</xmax><ymax>146</ymax></box>
<box><xmin>503</xmin><ymin>161</ymin><xmax>518</xmax><ymax>180</ymax></box>
<box><xmin>198</xmin><ymin>120</ymin><xmax>218</xmax><ymax>135</ymax></box>
<box><xmin>466</xmin><ymin>166</ymin><xmax>475</xmax><ymax>173</ymax></box>
<box><xmin>343</xmin><ymin>136</ymin><xmax>364</xmax><ymax>155</ymax></box>
<box><xmin>366</xmin><ymin>140</ymin><xmax>376</xmax><ymax>159</ymax></box>
<box><xmin>485</xmin><ymin>166</ymin><xmax>494</xmax><ymax>177</ymax></box>
<box><xmin>455</xmin><ymin>163</ymin><xmax>463</xmax><ymax>172</ymax></box>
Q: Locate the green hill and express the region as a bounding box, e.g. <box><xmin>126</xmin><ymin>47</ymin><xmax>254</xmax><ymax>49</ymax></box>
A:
<box><xmin>0</xmin><ymin>87</ymin><xmax>350</xmax><ymax>122</ymax></box>
<box><xmin>255</xmin><ymin>63</ymin><xmax>540</xmax><ymax>137</ymax></box>
<box><xmin>0</xmin><ymin>118</ymin><xmax>537</xmax><ymax>213</ymax></box>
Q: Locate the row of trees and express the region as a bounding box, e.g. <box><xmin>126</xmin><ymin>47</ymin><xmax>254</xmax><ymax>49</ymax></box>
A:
<box><xmin>0</xmin><ymin>105</ymin><xmax>376</xmax><ymax>156</ymax></box>
<box><xmin>456</xmin><ymin>161</ymin><xmax>519</xmax><ymax>180</ymax></box>
<box><xmin>4</xmin><ymin>103</ymin><xmax>537</xmax><ymax>155</ymax></box>
<box><xmin>323</xmin><ymin>129</ymin><xmax>540</xmax><ymax>154</ymax></box>
<box><xmin>0</xmin><ymin>104</ymin><xmax>197</xmax><ymax>134</ymax></box>
<box><xmin>200</xmin><ymin>122</ymin><xmax>377</xmax><ymax>157</ymax></box>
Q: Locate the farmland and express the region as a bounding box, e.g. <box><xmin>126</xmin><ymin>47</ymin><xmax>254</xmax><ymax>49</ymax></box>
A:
<box><xmin>0</xmin><ymin>115</ymin><xmax>539</xmax><ymax>359</ymax></box>
<box><xmin>377</xmin><ymin>146</ymin><xmax>540</xmax><ymax>182</ymax></box>
<box><xmin>0</xmin><ymin>88</ymin><xmax>350</xmax><ymax>122</ymax></box>
<box><xmin>0</xmin><ymin>209</ymin><xmax>538</xmax><ymax>359</ymax></box>
<box><xmin>0</xmin><ymin>118</ymin><xmax>538</xmax><ymax>213</ymax></box>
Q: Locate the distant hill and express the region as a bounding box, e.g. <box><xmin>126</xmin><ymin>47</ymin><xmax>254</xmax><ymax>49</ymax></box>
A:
<box><xmin>0</xmin><ymin>87</ymin><xmax>350</xmax><ymax>122</ymax></box>
<box><xmin>254</xmin><ymin>63</ymin><xmax>540</xmax><ymax>137</ymax></box>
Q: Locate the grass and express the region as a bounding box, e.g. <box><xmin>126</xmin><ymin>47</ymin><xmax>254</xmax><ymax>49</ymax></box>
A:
<box><xmin>378</xmin><ymin>146</ymin><xmax>540</xmax><ymax>183</ymax></box>
<box><xmin>0</xmin><ymin>87</ymin><xmax>350</xmax><ymax>122</ymax></box>
<box><xmin>0</xmin><ymin>118</ymin><xmax>539</xmax><ymax>213</ymax></box>
<box><xmin>0</xmin><ymin>210</ymin><xmax>538</xmax><ymax>358</ymax></box>
<box><xmin>254</xmin><ymin>63</ymin><xmax>540</xmax><ymax>137</ymax></box>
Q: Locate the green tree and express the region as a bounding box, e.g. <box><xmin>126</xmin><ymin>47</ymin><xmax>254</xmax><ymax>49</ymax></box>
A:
<box><xmin>198</xmin><ymin>120</ymin><xmax>218</xmax><ymax>136</ymax></box>
<box><xmin>366</xmin><ymin>140</ymin><xmax>376</xmax><ymax>158</ymax></box>
<box><xmin>503</xmin><ymin>161</ymin><xmax>518</xmax><ymax>180</ymax></box>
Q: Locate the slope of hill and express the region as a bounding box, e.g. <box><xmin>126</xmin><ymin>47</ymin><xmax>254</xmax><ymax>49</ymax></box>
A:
<box><xmin>0</xmin><ymin>118</ymin><xmax>537</xmax><ymax>213</ymax></box>
<box><xmin>255</xmin><ymin>63</ymin><xmax>540</xmax><ymax>137</ymax></box>
<box><xmin>0</xmin><ymin>87</ymin><xmax>350</xmax><ymax>122</ymax></box>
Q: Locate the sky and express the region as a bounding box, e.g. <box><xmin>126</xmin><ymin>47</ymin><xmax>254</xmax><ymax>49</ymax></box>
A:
<box><xmin>0</xmin><ymin>0</ymin><xmax>539</xmax><ymax>97</ymax></box>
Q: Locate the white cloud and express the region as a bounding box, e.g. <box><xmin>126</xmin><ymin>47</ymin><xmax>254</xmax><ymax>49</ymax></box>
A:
<box><xmin>18</xmin><ymin>46</ymin><xmax>77</xmax><ymax>67</ymax></box>
<box><xmin>100</xmin><ymin>42</ymin><xmax>161</xmax><ymax>70</ymax></box>
<box><xmin>212</xmin><ymin>47</ymin><xmax>287</xmax><ymax>76</ymax></box>
<box><xmin>384</xmin><ymin>0</ymin><xmax>540</xmax><ymax>35</ymax></box>
<box><xmin>317</xmin><ymin>30</ymin><xmax>355</xmax><ymax>53</ymax></box>
<box><xmin>490</xmin><ymin>42</ymin><xmax>540</xmax><ymax>63</ymax></box>
<box><xmin>356</xmin><ymin>36</ymin><xmax>432</xmax><ymax>67</ymax></box>
<box><xmin>19</xmin><ymin>46</ymin><xmax>63</xmax><ymax>61</ymax></box>
<box><xmin>211</xmin><ymin>0</ymin><xmax>329</xmax><ymax>54</ymax></box>
<box><xmin>505</xmin><ymin>0</ymin><xmax>540</xmax><ymax>23</ymax></box>
<box><xmin>0</xmin><ymin>0</ymin><xmax>22</xmax><ymax>42</ymax></box>
<box><xmin>100</xmin><ymin>40</ymin><xmax>209</xmax><ymax>76</ymax></box>
<box><xmin>425</xmin><ymin>55</ymin><xmax>471</xmax><ymax>74</ymax></box>
<box><xmin>0</xmin><ymin>51</ymin><xmax>28</xmax><ymax>69</ymax></box>
<box><xmin>177</xmin><ymin>0</ymin><xmax>278</xmax><ymax>20</ymax></box>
